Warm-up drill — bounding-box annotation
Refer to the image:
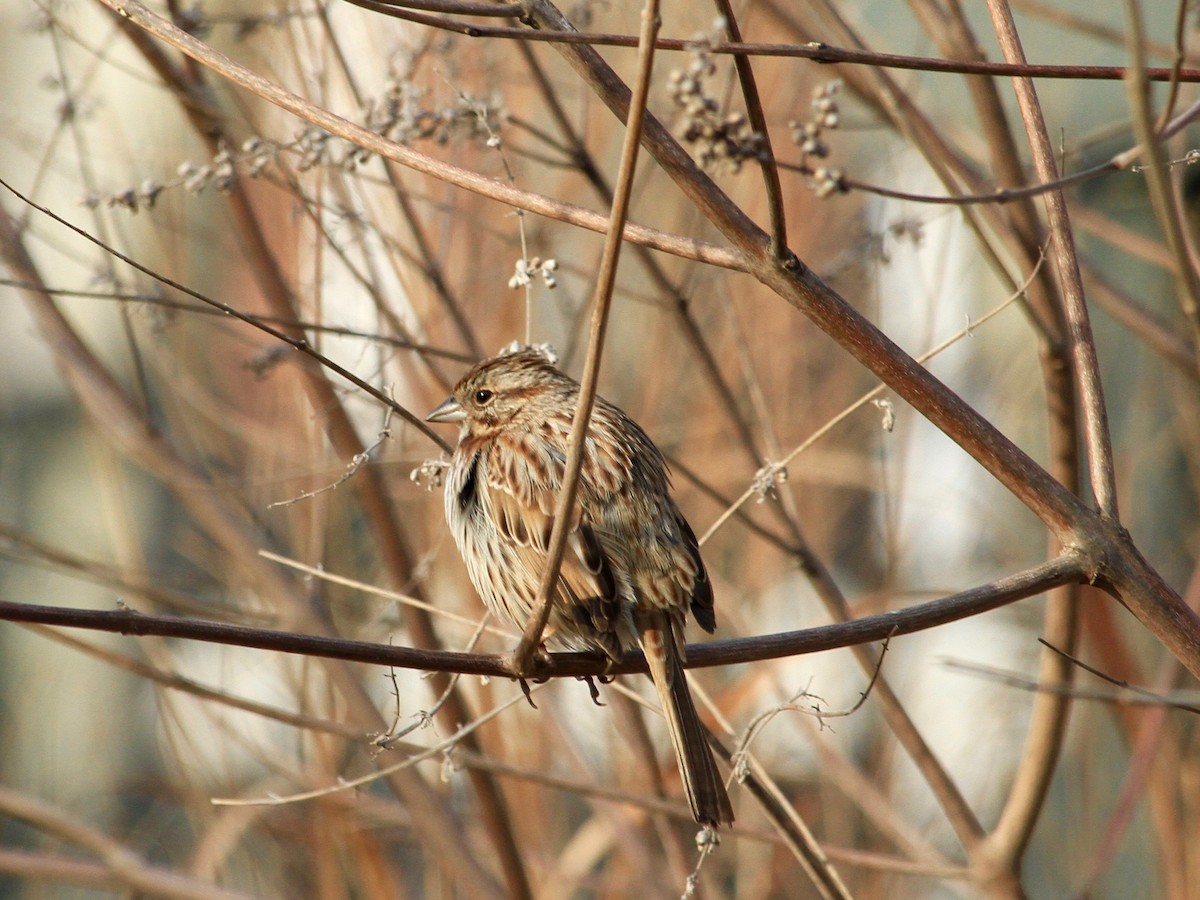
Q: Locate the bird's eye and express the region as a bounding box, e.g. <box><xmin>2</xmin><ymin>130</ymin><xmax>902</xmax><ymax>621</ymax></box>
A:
<box><xmin>474</xmin><ymin>389</ymin><xmax>494</xmax><ymax>404</ymax></box>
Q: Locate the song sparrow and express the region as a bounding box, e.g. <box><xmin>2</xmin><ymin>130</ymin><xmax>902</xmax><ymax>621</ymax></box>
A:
<box><xmin>427</xmin><ymin>348</ymin><xmax>734</xmax><ymax>827</ymax></box>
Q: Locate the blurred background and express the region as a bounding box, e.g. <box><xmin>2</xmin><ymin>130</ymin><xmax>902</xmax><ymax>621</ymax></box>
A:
<box><xmin>1</xmin><ymin>1</ymin><xmax>1197</xmax><ymax>897</ymax></box>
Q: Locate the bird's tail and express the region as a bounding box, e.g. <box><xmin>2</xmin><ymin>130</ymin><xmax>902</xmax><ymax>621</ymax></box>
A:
<box><xmin>642</xmin><ymin>621</ymin><xmax>734</xmax><ymax>827</ymax></box>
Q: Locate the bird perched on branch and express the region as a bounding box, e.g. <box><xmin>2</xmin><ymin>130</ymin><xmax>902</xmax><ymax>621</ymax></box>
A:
<box><xmin>427</xmin><ymin>347</ymin><xmax>734</xmax><ymax>827</ymax></box>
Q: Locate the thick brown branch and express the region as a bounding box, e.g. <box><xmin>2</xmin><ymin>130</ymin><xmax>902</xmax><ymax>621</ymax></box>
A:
<box><xmin>0</xmin><ymin>554</ymin><xmax>1086</xmax><ymax>677</ymax></box>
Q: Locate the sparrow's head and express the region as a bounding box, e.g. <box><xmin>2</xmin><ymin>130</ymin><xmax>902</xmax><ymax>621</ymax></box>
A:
<box><xmin>426</xmin><ymin>349</ymin><xmax>573</xmax><ymax>436</ymax></box>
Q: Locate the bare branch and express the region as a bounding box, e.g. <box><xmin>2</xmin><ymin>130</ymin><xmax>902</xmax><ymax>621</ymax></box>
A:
<box><xmin>0</xmin><ymin>554</ymin><xmax>1086</xmax><ymax>676</ymax></box>
<box><xmin>340</xmin><ymin>3</ymin><xmax>1200</xmax><ymax>83</ymax></box>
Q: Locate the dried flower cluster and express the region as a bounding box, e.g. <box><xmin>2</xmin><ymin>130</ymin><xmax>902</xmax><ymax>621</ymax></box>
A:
<box><xmin>367</xmin><ymin>80</ymin><xmax>502</xmax><ymax>149</ymax></box>
<box><xmin>667</xmin><ymin>38</ymin><xmax>763</xmax><ymax>174</ymax></box>
<box><xmin>507</xmin><ymin>256</ymin><xmax>558</xmax><ymax>290</ymax></box>
<box><xmin>789</xmin><ymin>80</ymin><xmax>846</xmax><ymax>198</ymax></box>
<box><xmin>86</xmin><ymin>136</ymin><xmax>279</xmax><ymax>212</ymax></box>
<box><xmin>409</xmin><ymin>458</ymin><xmax>449</xmax><ymax>490</ymax></box>
<box><xmin>751</xmin><ymin>460</ymin><xmax>788</xmax><ymax>502</ymax></box>
<box><xmin>90</xmin><ymin>81</ymin><xmax>503</xmax><ymax>212</ymax></box>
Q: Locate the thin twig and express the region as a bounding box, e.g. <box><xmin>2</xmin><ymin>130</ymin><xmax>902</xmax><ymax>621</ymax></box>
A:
<box><xmin>258</xmin><ymin>549</ymin><xmax>513</xmax><ymax>638</ymax></box>
<box><xmin>377</xmin><ymin>613</ymin><xmax>492</xmax><ymax>747</ymax></box>
<box><xmin>267</xmin><ymin>409</ymin><xmax>395</xmax><ymax>508</ymax></box>
<box><xmin>213</xmin><ymin>688</ymin><xmax>539</xmax><ymax>806</ymax></box>
<box><xmin>732</xmin><ymin>636</ymin><xmax>893</xmax><ymax>768</ymax></box>
<box><xmin>0</xmin><ymin>178</ymin><xmax>449</xmax><ymax>451</ymax></box>
<box><xmin>337</xmin><ymin>1</ymin><xmax>1200</xmax><ymax>83</ymax></box>
<box><xmin>985</xmin><ymin>0</ymin><xmax>1118</xmax><ymax>519</ymax></box>
<box><xmin>366</xmin><ymin>0</ymin><xmax>523</xmax><ymax>15</ymax></box>
<box><xmin>0</xmin><ymin>278</ymin><xmax>474</xmax><ymax>361</ymax></box>
<box><xmin>699</xmin><ymin>254</ymin><xmax>1041</xmax><ymax>546</ymax></box>
<box><xmin>712</xmin><ymin>0</ymin><xmax>787</xmax><ymax>259</ymax></box>
<box><xmin>781</xmin><ymin>96</ymin><xmax>1200</xmax><ymax>208</ymax></box>
<box><xmin>943</xmin><ymin>655</ymin><xmax>1200</xmax><ymax>715</ymax></box>
<box><xmin>509</xmin><ymin>0</ymin><xmax>662</xmax><ymax>673</ymax></box>
<box><xmin>1122</xmin><ymin>0</ymin><xmax>1200</xmax><ymax>361</ymax></box>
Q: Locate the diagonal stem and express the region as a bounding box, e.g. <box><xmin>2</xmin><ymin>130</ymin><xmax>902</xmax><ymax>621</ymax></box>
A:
<box><xmin>509</xmin><ymin>0</ymin><xmax>662</xmax><ymax>673</ymax></box>
<box><xmin>712</xmin><ymin>0</ymin><xmax>788</xmax><ymax>258</ymax></box>
<box><xmin>984</xmin><ymin>0</ymin><xmax>1119</xmax><ymax>519</ymax></box>
<box><xmin>1121</xmin><ymin>0</ymin><xmax>1200</xmax><ymax>363</ymax></box>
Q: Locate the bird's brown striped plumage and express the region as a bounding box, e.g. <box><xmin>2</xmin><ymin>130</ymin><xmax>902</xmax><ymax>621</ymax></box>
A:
<box><xmin>428</xmin><ymin>348</ymin><xmax>733</xmax><ymax>827</ymax></box>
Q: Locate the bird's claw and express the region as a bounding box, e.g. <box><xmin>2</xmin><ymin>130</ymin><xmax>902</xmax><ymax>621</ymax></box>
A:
<box><xmin>577</xmin><ymin>674</ymin><xmax>607</xmax><ymax>706</ymax></box>
<box><xmin>518</xmin><ymin>678</ymin><xmax>539</xmax><ymax>709</ymax></box>
<box><xmin>507</xmin><ymin>646</ymin><xmax>553</xmax><ymax>708</ymax></box>
<box><xmin>503</xmin><ymin>644</ymin><xmax>552</xmax><ymax>680</ymax></box>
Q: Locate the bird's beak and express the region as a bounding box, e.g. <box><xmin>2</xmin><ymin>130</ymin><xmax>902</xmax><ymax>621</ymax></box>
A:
<box><xmin>426</xmin><ymin>396</ymin><xmax>466</xmax><ymax>423</ymax></box>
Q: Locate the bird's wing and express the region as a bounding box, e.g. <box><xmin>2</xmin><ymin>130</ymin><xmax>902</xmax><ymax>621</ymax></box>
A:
<box><xmin>561</xmin><ymin>407</ymin><xmax>714</xmax><ymax>638</ymax></box>
<box><xmin>481</xmin><ymin>431</ymin><xmax>625</xmax><ymax>656</ymax></box>
<box><xmin>676</xmin><ymin>510</ymin><xmax>715</xmax><ymax>634</ymax></box>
